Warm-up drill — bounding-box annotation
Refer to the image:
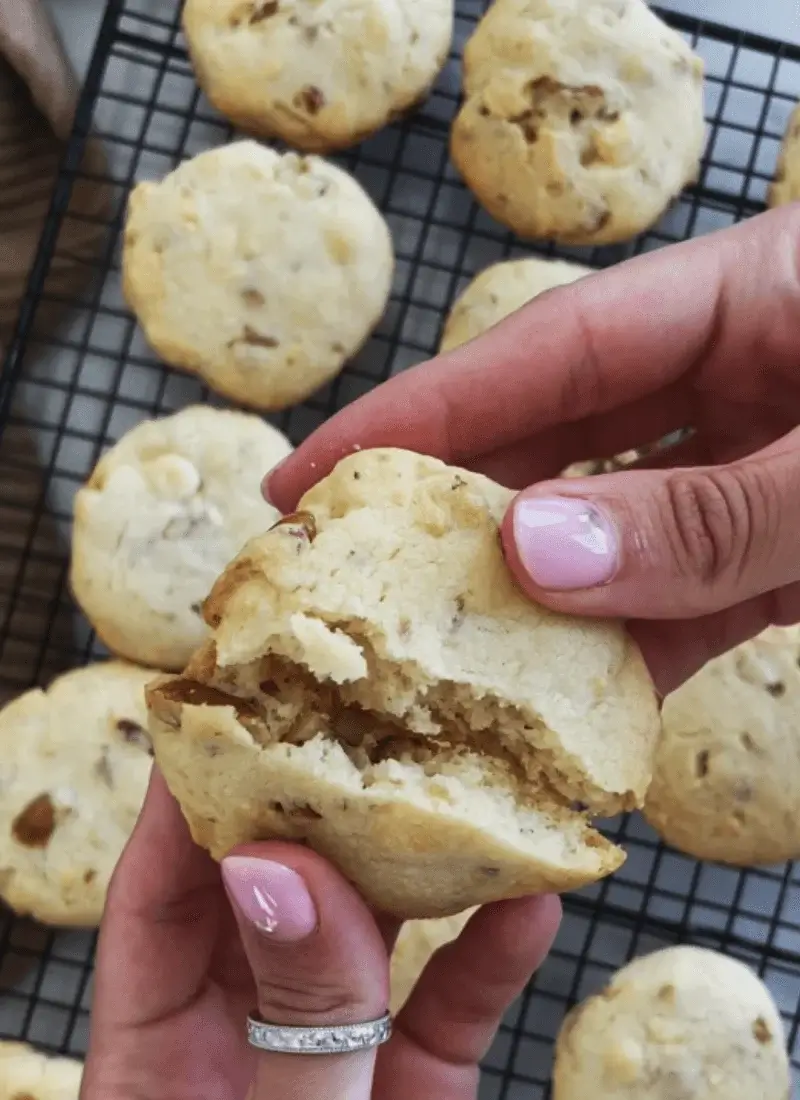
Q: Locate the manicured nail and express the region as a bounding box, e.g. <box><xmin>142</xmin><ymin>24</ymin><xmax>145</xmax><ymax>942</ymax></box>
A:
<box><xmin>512</xmin><ymin>496</ymin><xmax>619</xmax><ymax>590</ymax></box>
<box><xmin>221</xmin><ymin>857</ymin><xmax>318</xmax><ymax>943</ymax></box>
<box><xmin>261</xmin><ymin>464</ymin><xmax>283</xmax><ymax>506</ymax></box>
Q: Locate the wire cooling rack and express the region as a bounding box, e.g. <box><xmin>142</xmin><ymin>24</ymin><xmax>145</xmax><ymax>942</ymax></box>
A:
<box><xmin>1</xmin><ymin>1</ymin><xmax>799</xmax><ymax>1096</ymax></box>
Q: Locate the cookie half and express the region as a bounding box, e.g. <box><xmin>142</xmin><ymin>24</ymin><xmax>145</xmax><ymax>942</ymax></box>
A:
<box><xmin>147</xmin><ymin>448</ymin><xmax>660</xmax><ymax>918</ymax></box>
<box><xmin>0</xmin><ymin>662</ymin><xmax>154</xmax><ymax>926</ymax></box>
<box><xmin>0</xmin><ymin>1042</ymin><xmax>82</xmax><ymax>1100</ymax></box>
<box><xmin>123</xmin><ymin>142</ymin><xmax>394</xmax><ymax>410</ymax></box>
<box><xmin>643</xmin><ymin>625</ymin><xmax>800</xmax><ymax>866</ymax></box>
<box><xmin>183</xmin><ymin>0</ymin><xmax>454</xmax><ymax>152</ymax></box>
<box><xmin>769</xmin><ymin>103</ymin><xmax>800</xmax><ymax>208</ymax></box>
<box><xmin>71</xmin><ymin>405</ymin><xmax>291</xmax><ymax>671</ymax></box>
<box><xmin>451</xmin><ymin>0</ymin><xmax>705</xmax><ymax>244</ymax></box>
<box><xmin>553</xmin><ymin>946</ymin><xmax>790</xmax><ymax>1099</ymax></box>
<box><xmin>440</xmin><ymin>257</ymin><xmax>592</xmax><ymax>353</ymax></box>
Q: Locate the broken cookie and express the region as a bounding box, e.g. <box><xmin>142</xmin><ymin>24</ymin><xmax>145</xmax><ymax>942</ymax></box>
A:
<box><xmin>147</xmin><ymin>448</ymin><xmax>660</xmax><ymax>918</ymax></box>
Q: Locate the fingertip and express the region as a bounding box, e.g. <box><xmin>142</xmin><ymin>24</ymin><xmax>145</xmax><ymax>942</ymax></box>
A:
<box><xmin>224</xmin><ymin>840</ymin><xmax>382</xmax><ymax>932</ymax></box>
<box><xmin>471</xmin><ymin>893</ymin><xmax>563</xmax><ymax>960</ymax></box>
<box><xmin>261</xmin><ymin>459</ymin><xmax>298</xmax><ymax>513</ymax></box>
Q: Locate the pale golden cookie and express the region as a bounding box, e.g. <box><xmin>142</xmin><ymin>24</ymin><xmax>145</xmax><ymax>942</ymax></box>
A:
<box><xmin>71</xmin><ymin>405</ymin><xmax>291</xmax><ymax>671</ymax></box>
<box><xmin>553</xmin><ymin>946</ymin><xmax>790</xmax><ymax>1099</ymax></box>
<box><xmin>147</xmin><ymin>448</ymin><xmax>660</xmax><ymax>918</ymax></box>
<box><xmin>183</xmin><ymin>0</ymin><xmax>454</xmax><ymax>152</ymax></box>
<box><xmin>769</xmin><ymin>103</ymin><xmax>800</xmax><ymax>208</ymax></box>
<box><xmin>0</xmin><ymin>1042</ymin><xmax>82</xmax><ymax>1100</ymax></box>
<box><xmin>0</xmin><ymin>663</ymin><xmax>154</xmax><ymax>927</ymax></box>
<box><xmin>644</xmin><ymin>625</ymin><xmax>800</xmax><ymax>866</ymax></box>
<box><xmin>123</xmin><ymin>142</ymin><xmax>394</xmax><ymax>410</ymax></box>
<box><xmin>440</xmin><ymin>257</ymin><xmax>591</xmax><ymax>352</ymax></box>
<box><xmin>451</xmin><ymin>0</ymin><xmax>705</xmax><ymax>244</ymax></box>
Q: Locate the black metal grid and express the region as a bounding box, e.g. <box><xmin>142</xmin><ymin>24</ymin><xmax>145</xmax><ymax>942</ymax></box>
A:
<box><xmin>1</xmin><ymin>1</ymin><xmax>799</xmax><ymax>1096</ymax></box>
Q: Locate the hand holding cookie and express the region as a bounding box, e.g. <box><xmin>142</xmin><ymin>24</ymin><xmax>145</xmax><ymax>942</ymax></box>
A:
<box><xmin>267</xmin><ymin>205</ymin><xmax>800</xmax><ymax>697</ymax></box>
<box><xmin>78</xmin><ymin>770</ymin><xmax>561</xmax><ymax>1100</ymax></box>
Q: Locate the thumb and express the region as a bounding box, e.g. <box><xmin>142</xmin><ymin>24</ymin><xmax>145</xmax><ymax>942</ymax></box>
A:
<box><xmin>501</xmin><ymin>430</ymin><xmax>800</xmax><ymax>622</ymax></box>
<box><xmin>221</xmin><ymin>843</ymin><xmax>391</xmax><ymax>1100</ymax></box>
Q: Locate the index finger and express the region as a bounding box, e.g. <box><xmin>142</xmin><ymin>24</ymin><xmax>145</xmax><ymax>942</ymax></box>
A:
<box><xmin>268</xmin><ymin>205</ymin><xmax>800</xmax><ymax>511</ymax></box>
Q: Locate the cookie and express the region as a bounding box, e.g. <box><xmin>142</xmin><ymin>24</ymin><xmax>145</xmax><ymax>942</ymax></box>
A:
<box><xmin>643</xmin><ymin>625</ymin><xmax>800</xmax><ymax>866</ymax></box>
<box><xmin>451</xmin><ymin>0</ymin><xmax>705</xmax><ymax>244</ymax></box>
<box><xmin>122</xmin><ymin>142</ymin><xmax>394</xmax><ymax>410</ymax></box>
<box><xmin>552</xmin><ymin>945</ymin><xmax>790</xmax><ymax>1099</ymax></box>
<box><xmin>769</xmin><ymin>103</ymin><xmax>800</xmax><ymax>208</ymax></box>
<box><xmin>71</xmin><ymin>405</ymin><xmax>291</xmax><ymax>671</ymax></box>
<box><xmin>390</xmin><ymin>910</ymin><xmax>474</xmax><ymax>1012</ymax></box>
<box><xmin>440</xmin><ymin>257</ymin><xmax>592</xmax><ymax>352</ymax></box>
<box><xmin>183</xmin><ymin>0</ymin><xmax>454</xmax><ymax>153</ymax></box>
<box><xmin>147</xmin><ymin>448</ymin><xmax>660</xmax><ymax>919</ymax></box>
<box><xmin>0</xmin><ymin>1042</ymin><xmax>82</xmax><ymax>1100</ymax></box>
<box><xmin>0</xmin><ymin>662</ymin><xmax>154</xmax><ymax>927</ymax></box>
<box><xmin>562</xmin><ymin>451</ymin><xmax>642</xmax><ymax>478</ymax></box>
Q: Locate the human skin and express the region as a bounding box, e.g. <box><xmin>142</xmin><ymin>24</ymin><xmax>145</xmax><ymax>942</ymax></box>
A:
<box><xmin>267</xmin><ymin>204</ymin><xmax>800</xmax><ymax>696</ymax></box>
<box><xmin>81</xmin><ymin>204</ymin><xmax>800</xmax><ymax>1100</ymax></box>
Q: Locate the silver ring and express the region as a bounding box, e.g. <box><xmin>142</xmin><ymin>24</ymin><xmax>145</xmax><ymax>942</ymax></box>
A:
<box><xmin>247</xmin><ymin>1011</ymin><xmax>393</xmax><ymax>1055</ymax></box>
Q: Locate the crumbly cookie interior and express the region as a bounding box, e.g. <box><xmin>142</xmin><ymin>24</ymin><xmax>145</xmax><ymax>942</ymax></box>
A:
<box><xmin>153</xmin><ymin>640</ymin><xmax>609</xmax><ymax>857</ymax></box>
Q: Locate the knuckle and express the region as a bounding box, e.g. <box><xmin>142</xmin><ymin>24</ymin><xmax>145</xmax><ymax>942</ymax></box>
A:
<box><xmin>559</xmin><ymin>301</ymin><xmax>608</xmax><ymax>420</ymax></box>
<box><xmin>662</xmin><ymin>468</ymin><xmax>758</xmax><ymax>586</ymax></box>
<box><xmin>255</xmin><ymin>970</ymin><xmax>362</xmax><ymax>1025</ymax></box>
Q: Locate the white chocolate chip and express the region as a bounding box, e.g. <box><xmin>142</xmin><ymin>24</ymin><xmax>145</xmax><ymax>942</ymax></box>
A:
<box><xmin>143</xmin><ymin>454</ymin><xmax>202</xmax><ymax>501</ymax></box>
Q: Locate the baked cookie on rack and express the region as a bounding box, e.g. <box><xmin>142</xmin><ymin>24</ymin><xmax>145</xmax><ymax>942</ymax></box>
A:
<box><xmin>147</xmin><ymin>448</ymin><xmax>660</xmax><ymax>919</ymax></box>
<box><xmin>643</xmin><ymin>625</ymin><xmax>800</xmax><ymax>866</ymax></box>
<box><xmin>122</xmin><ymin>142</ymin><xmax>394</xmax><ymax>410</ymax></box>
<box><xmin>71</xmin><ymin>405</ymin><xmax>291</xmax><ymax>671</ymax></box>
<box><xmin>182</xmin><ymin>0</ymin><xmax>454</xmax><ymax>152</ymax></box>
<box><xmin>0</xmin><ymin>1042</ymin><xmax>82</xmax><ymax>1100</ymax></box>
<box><xmin>0</xmin><ymin>662</ymin><xmax>154</xmax><ymax>927</ymax></box>
<box><xmin>769</xmin><ymin>102</ymin><xmax>800</xmax><ymax>207</ymax></box>
<box><xmin>451</xmin><ymin>0</ymin><xmax>706</xmax><ymax>244</ymax></box>
<box><xmin>439</xmin><ymin>256</ymin><xmax>592</xmax><ymax>352</ymax></box>
<box><xmin>390</xmin><ymin>910</ymin><xmax>474</xmax><ymax>1012</ymax></box>
<box><xmin>552</xmin><ymin>946</ymin><xmax>790</xmax><ymax>1098</ymax></box>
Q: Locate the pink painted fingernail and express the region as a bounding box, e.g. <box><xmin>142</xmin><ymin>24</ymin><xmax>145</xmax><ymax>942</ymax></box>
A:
<box><xmin>221</xmin><ymin>857</ymin><xmax>318</xmax><ymax>943</ymax></box>
<box><xmin>512</xmin><ymin>496</ymin><xmax>619</xmax><ymax>590</ymax></box>
<box><xmin>261</xmin><ymin>462</ymin><xmax>285</xmax><ymax>506</ymax></box>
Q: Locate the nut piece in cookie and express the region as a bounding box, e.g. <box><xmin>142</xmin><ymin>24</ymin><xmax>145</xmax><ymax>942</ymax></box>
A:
<box><xmin>644</xmin><ymin>625</ymin><xmax>800</xmax><ymax>866</ymax></box>
<box><xmin>147</xmin><ymin>448</ymin><xmax>660</xmax><ymax>918</ymax></box>
<box><xmin>183</xmin><ymin>0</ymin><xmax>454</xmax><ymax>152</ymax></box>
<box><xmin>769</xmin><ymin>102</ymin><xmax>800</xmax><ymax>208</ymax></box>
<box><xmin>451</xmin><ymin>0</ymin><xmax>705</xmax><ymax>244</ymax></box>
<box><xmin>440</xmin><ymin>257</ymin><xmax>592</xmax><ymax>353</ymax></box>
<box><xmin>71</xmin><ymin>405</ymin><xmax>292</xmax><ymax>671</ymax></box>
<box><xmin>0</xmin><ymin>662</ymin><xmax>155</xmax><ymax>926</ymax></box>
<box><xmin>552</xmin><ymin>946</ymin><xmax>790</xmax><ymax>1099</ymax></box>
<box><xmin>122</xmin><ymin>142</ymin><xmax>394</xmax><ymax>410</ymax></box>
<box><xmin>0</xmin><ymin>1041</ymin><xmax>83</xmax><ymax>1100</ymax></box>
